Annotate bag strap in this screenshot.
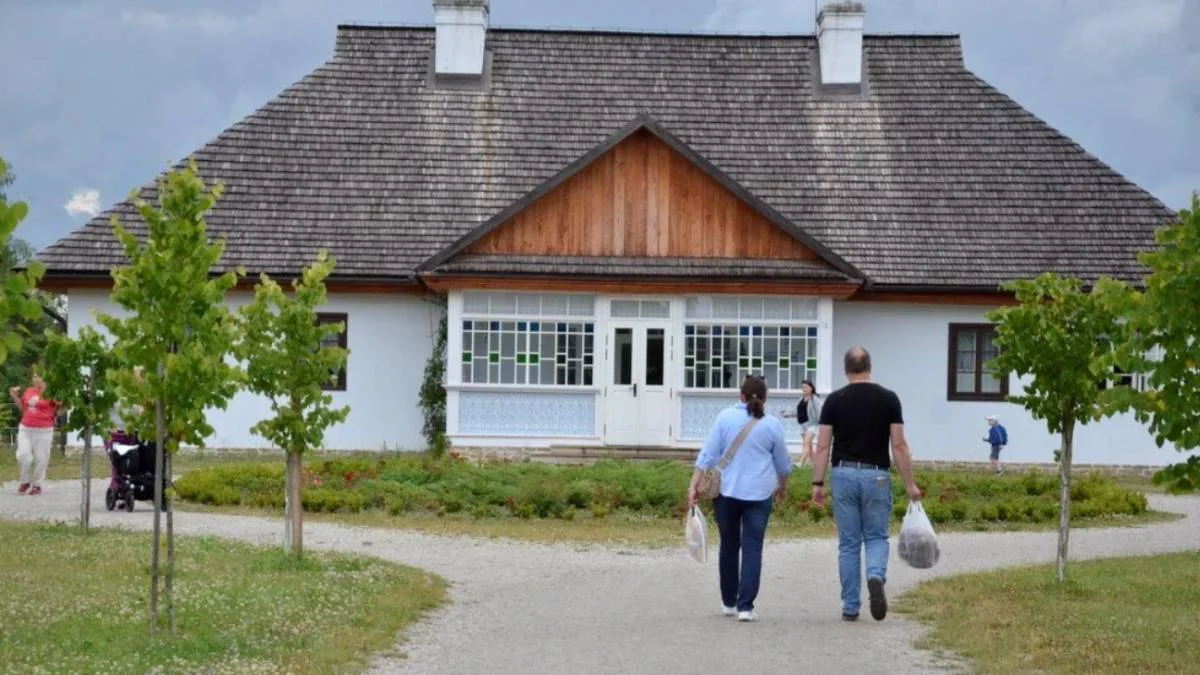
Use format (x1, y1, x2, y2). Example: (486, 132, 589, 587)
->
(715, 417, 760, 472)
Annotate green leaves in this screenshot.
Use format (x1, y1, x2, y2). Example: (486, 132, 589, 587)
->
(1129, 192, 1200, 452)
(0, 156, 46, 367)
(419, 316, 447, 456)
(985, 274, 1135, 436)
(1152, 455, 1200, 494)
(41, 327, 120, 439)
(235, 251, 350, 456)
(96, 159, 243, 452)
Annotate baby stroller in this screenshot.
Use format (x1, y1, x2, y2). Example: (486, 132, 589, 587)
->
(103, 429, 169, 512)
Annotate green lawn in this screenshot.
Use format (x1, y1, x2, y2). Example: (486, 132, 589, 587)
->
(896, 551, 1200, 675)
(0, 520, 445, 674)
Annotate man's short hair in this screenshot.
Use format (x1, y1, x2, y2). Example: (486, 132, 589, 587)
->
(844, 346, 872, 375)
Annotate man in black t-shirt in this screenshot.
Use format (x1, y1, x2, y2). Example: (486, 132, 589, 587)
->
(812, 347, 922, 622)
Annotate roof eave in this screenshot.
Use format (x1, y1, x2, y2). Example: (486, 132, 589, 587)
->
(39, 270, 424, 293)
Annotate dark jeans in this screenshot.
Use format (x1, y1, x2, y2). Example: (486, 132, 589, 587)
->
(713, 495, 773, 612)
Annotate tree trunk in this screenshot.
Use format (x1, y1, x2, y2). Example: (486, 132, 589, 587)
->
(285, 452, 304, 557)
(1056, 418, 1076, 583)
(165, 450, 175, 635)
(150, 379, 164, 637)
(80, 422, 92, 530)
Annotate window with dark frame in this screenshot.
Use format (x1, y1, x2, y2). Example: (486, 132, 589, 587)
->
(947, 323, 1007, 401)
(317, 313, 348, 391)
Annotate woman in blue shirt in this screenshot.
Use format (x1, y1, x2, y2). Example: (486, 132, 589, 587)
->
(687, 375, 792, 622)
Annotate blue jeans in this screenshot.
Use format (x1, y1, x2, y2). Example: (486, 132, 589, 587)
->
(713, 495, 773, 612)
(831, 466, 893, 616)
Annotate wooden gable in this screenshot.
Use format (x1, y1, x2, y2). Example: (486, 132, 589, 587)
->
(465, 130, 823, 261)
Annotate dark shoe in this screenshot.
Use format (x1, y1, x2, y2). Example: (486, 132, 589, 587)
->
(29, 486, 42, 496)
(17, 483, 30, 494)
(868, 577, 888, 621)
(842, 613, 859, 622)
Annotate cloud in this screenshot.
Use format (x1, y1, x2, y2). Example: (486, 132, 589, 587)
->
(120, 9, 240, 35)
(703, 0, 813, 31)
(1064, 0, 1185, 62)
(63, 189, 101, 218)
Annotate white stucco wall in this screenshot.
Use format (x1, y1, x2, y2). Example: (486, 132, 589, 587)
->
(67, 289, 441, 451)
(833, 302, 1192, 466)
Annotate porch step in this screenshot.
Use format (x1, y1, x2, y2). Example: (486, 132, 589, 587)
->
(532, 446, 698, 464)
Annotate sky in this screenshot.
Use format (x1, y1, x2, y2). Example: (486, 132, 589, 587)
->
(1, 0, 1197, 252)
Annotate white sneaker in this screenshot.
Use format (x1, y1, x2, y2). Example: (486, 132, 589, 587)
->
(722, 605, 736, 617)
(736, 610, 758, 622)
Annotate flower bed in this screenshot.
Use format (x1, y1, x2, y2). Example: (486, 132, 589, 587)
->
(174, 456, 1149, 526)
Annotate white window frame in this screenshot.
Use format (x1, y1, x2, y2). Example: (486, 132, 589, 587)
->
(680, 296, 825, 395)
(448, 291, 600, 392)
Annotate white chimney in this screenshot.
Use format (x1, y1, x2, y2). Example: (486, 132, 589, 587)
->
(434, 0, 489, 77)
(817, 2, 865, 86)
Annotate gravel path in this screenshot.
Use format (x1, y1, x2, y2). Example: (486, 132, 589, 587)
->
(2, 479, 1198, 675)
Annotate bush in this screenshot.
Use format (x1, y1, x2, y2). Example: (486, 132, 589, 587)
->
(177, 458, 1149, 526)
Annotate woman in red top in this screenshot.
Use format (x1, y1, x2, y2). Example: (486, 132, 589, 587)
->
(9, 372, 59, 495)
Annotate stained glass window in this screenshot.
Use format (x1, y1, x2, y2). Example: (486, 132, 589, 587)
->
(460, 320, 594, 386)
(683, 323, 818, 391)
(459, 293, 596, 386)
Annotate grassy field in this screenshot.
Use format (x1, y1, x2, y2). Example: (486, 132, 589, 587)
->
(896, 551, 1200, 675)
(0, 520, 445, 674)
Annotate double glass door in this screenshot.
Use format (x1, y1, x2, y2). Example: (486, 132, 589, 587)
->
(605, 322, 670, 446)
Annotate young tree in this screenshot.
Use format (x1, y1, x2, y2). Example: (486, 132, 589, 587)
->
(986, 273, 1134, 582)
(0, 158, 14, 200)
(0, 157, 45, 367)
(96, 160, 243, 636)
(236, 252, 349, 558)
(419, 314, 448, 458)
(1126, 192, 1200, 493)
(41, 327, 119, 528)
(1, 237, 60, 431)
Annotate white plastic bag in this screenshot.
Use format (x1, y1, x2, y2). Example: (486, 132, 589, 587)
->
(685, 505, 708, 563)
(898, 501, 940, 569)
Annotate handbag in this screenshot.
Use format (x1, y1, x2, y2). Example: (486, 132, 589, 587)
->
(696, 417, 760, 500)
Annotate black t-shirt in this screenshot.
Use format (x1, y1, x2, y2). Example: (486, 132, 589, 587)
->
(818, 382, 903, 468)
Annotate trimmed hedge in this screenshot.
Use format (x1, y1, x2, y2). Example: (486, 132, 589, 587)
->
(175, 456, 1149, 526)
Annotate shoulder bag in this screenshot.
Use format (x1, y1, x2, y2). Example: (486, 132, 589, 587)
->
(696, 417, 761, 500)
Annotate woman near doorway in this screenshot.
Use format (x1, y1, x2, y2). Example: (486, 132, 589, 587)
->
(687, 375, 792, 622)
(794, 380, 822, 469)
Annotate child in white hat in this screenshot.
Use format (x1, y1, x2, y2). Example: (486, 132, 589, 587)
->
(984, 415, 1007, 475)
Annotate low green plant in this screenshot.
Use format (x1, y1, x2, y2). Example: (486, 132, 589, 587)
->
(176, 459, 1150, 529)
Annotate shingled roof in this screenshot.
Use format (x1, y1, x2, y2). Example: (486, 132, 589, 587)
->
(37, 25, 1175, 289)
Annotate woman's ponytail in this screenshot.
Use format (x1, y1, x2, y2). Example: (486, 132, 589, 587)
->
(747, 393, 765, 419)
(741, 374, 768, 419)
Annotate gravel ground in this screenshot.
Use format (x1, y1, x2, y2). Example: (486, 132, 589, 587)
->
(2, 479, 1198, 675)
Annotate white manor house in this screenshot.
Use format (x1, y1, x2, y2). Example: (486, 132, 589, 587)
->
(38, 2, 1188, 466)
